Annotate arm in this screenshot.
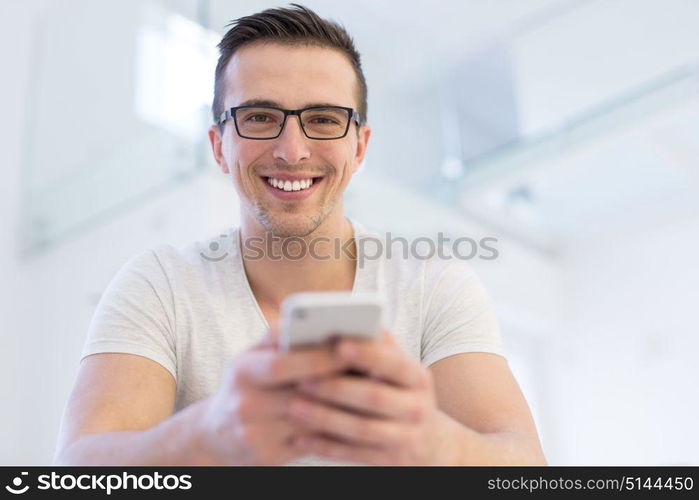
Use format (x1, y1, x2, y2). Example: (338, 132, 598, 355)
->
(55, 331, 352, 466)
(54, 352, 212, 465)
(428, 351, 547, 465)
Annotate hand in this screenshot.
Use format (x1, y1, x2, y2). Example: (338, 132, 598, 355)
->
(194, 324, 350, 465)
(287, 331, 458, 465)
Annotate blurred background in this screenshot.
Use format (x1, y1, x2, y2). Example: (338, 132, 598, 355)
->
(1, 0, 698, 465)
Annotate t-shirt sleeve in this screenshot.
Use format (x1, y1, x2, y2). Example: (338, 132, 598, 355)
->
(80, 248, 177, 382)
(421, 259, 505, 367)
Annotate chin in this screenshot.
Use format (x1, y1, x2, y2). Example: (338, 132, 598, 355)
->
(259, 211, 325, 238)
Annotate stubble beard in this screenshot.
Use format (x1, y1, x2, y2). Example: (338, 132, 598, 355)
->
(252, 193, 336, 238)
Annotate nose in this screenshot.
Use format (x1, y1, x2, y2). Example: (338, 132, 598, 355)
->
(272, 114, 311, 164)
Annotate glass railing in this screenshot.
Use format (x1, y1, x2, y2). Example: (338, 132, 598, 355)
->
(19, 0, 219, 254)
(457, 64, 699, 193)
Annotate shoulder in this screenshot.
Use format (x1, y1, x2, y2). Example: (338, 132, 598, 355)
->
(147, 227, 238, 273)
(115, 227, 239, 290)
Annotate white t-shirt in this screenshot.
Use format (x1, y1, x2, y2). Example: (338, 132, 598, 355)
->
(80, 217, 506, 465)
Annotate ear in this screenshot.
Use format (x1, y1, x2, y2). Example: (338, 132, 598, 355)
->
(208, 124, 230, 174)
(351, 124, 372, 174)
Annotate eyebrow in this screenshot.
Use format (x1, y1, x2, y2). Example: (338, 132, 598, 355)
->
(238, 99, 344, 108)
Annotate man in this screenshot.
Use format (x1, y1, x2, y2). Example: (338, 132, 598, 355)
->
(54, 4, 546, 466)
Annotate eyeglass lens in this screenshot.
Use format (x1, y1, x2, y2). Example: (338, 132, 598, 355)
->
(234, 107, 349, 139)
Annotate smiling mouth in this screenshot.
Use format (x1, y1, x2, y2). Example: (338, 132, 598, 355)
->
(261, 176, 324, 192)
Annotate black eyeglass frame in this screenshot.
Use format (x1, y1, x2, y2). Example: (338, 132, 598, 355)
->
(218, 105, 362, 140)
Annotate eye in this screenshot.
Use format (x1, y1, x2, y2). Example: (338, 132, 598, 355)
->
(310, 117, 340, 125)
(305, 114, 343, 125)
(248, 114, 272, 122)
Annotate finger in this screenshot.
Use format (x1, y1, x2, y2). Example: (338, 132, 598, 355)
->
(255, 418, 298, 443)
(239, 348, 349, 387)
(354, 330, 398, 384)
(236, 420, 303, 465)
(246, 421, 309, 466)
(297, 376, 423, 421)
(291, 433, 389, 465)
(334, 338, 428, 389)
(232, 387, 297, 420)
(287, 396, 406, 447)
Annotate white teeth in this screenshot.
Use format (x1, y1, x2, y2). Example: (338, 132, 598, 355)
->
(265, 177, 315, 191)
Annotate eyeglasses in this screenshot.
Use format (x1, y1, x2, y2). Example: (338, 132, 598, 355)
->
(218, 105, 362, 140)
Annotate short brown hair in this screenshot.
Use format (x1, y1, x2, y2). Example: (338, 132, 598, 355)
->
(212, 3, 368, 132)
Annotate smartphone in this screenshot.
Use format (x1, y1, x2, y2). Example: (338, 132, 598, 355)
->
(279, 291, 385, 352)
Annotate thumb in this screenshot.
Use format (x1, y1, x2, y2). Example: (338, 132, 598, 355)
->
(379, 327, 398, 345)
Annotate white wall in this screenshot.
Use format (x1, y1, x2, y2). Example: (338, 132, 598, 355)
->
(503, 0, 699, 465)
(550, 213, 699, 465)
(0, 0, 33, 467)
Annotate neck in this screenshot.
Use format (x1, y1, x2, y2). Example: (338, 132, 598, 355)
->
(238, 209, 357, 311)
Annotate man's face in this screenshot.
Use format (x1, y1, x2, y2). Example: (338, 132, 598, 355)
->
(208, 42, 371, 237)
